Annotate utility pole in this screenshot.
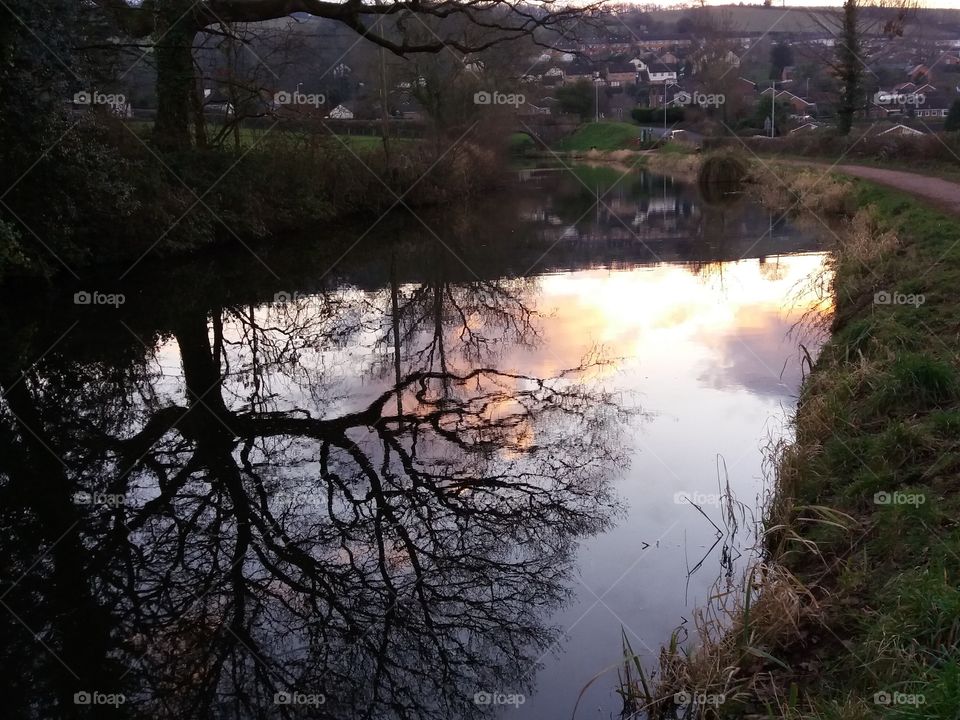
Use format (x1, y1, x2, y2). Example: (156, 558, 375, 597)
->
(595, 75, 600, 122)
(663, 81, 667, 132)
(770, 80, 776, 138)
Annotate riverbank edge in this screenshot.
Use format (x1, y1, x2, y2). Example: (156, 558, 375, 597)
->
(624, 162, 960, 718)
(523, 147, 700, 175)
(0, 123, 505, 282)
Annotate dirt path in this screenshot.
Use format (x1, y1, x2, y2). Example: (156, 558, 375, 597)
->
(783, 160, 960, 216)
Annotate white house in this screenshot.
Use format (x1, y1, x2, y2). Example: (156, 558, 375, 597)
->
(645, 68, 678, 84)
(327, 104, 354, 119)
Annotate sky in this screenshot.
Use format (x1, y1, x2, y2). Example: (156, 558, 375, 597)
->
(643, 1, 960, 10)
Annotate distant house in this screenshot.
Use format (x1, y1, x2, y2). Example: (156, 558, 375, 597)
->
(761, 88, 816, 116)
(565, 62, 598, 84)
(723, 51, 742, 68)
(203, 89, 235, 118)
(605, 62, 637, 87)
(892, 82, 917, 94)
(874, 85, 949, 120)
(871, 101, 901, 119)
(642, 63, 679, 84)
(878, 124, 924, 136)
(916, 93, 951, 119)
(327, 104, 354, 119)
(732, 77, 757, 99)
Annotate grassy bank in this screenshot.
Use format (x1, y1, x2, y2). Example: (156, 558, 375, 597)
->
(554, 121, 642, 152)
(624, 165, 960, 718)
(704, 131, 960, 185)
(0, 116, 501, 281)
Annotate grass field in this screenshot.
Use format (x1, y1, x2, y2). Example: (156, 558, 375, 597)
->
(553, 121, 640, 152)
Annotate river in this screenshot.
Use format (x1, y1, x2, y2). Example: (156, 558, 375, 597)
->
(0, 162, 829, 719)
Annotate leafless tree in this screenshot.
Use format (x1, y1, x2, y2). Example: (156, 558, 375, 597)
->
(807, 0, 918, 135)
(95, 0, 603, 149)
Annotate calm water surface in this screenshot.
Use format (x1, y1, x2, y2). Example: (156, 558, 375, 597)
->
(0, 164, 829, 719)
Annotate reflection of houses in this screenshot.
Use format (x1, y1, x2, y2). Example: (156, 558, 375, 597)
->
(512, 168, 821, 264)
(631, 196, 692, 237)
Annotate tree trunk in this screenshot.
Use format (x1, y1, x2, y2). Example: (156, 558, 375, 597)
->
(190, 70, 209, 149)
(154, 6, 199, 151)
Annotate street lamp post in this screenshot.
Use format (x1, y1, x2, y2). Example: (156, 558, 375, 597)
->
(663, 82, 667, 132)
(663, 81, 679, 136)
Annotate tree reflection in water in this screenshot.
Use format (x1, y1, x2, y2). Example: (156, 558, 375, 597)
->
(0, 267, 628, 719)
